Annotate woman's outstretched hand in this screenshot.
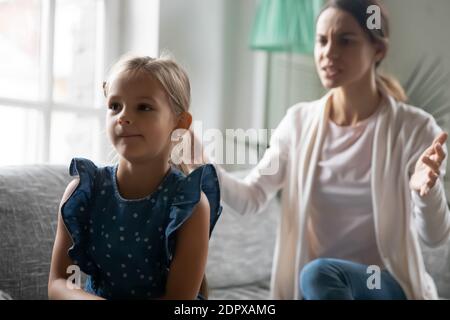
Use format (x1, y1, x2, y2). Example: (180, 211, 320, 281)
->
(410, 132, 448, 196)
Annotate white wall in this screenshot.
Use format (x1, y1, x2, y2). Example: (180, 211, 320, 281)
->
(118, 0, 160, 58)
(383, 0, 450, 191)
(158, 0, 226, 131)
(102, 0, 160, 70)
(120, 0, 284, 134)
(383, 0, 450, 130)
(384, 0, 450, 81)
(158, 0, 262, 132)
(220, 0, 263, 131)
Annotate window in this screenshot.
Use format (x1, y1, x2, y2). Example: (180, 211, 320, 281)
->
(0, 0, 116, 165)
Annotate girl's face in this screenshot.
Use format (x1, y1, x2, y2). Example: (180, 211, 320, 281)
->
(106, 71, 179, 164)
(314, 7, 384, 89)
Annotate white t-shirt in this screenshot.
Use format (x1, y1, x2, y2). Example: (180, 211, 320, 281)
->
(309, 105, 385, 268)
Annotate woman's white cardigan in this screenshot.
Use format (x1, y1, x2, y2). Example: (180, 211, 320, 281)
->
(214, 91, 450, 300)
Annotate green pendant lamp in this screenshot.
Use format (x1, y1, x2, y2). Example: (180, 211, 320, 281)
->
(250, 0, 325, 55)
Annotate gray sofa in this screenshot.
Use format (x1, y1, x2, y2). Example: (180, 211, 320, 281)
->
(0, 164, 449, 299)
(0, 164, 276, 300)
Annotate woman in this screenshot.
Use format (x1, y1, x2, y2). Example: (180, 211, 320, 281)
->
(190, 0, 450, 299)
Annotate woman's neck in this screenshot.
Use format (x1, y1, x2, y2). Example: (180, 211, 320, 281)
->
(330, 74, 381, 127)
(116, 157, 171, 200)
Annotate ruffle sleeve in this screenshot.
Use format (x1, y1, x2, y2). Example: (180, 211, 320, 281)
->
(165, 164, 222, 264)
(60, 157, 99, 277)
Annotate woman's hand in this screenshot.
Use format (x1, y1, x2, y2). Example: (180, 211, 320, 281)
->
(174, 129, 210, 174)
(188, 129, 211, 170)
(410, 132, 448, 196)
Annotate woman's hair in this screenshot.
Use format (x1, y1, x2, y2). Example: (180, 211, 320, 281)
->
(318, 0, 407, 102)
(103, 53, 191, 115)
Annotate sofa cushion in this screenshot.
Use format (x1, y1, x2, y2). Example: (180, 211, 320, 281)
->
(0, 165, 71, 300)
(0, 290, 12, 300)
(209, 280, 271, 300)
(205, 169, 280, 289)
(421, 239, 450, 299)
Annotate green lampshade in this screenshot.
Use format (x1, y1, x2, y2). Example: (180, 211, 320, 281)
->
(250, 0, 325, 55)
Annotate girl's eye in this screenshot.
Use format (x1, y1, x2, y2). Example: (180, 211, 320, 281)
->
(139, 104, 153, 111)
(340, 38, 351, 45)
(108, 103, 121, 111)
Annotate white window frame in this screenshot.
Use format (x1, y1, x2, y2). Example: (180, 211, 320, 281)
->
(0, 0, 120, 164)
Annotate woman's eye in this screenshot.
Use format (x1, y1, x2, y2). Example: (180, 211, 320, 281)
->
(317, 37, 327, 46)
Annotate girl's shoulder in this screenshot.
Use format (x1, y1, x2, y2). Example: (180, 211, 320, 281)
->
(67, 157, 116, 197)
(164, 164, 222, 263)
(68, 157, 112, 183)
(167, 164, 222, 217)
(170, 164, 220, 192)
(60, 158, 110, 276)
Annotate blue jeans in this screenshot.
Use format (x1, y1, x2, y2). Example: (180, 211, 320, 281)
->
(300, 258, 407, 300)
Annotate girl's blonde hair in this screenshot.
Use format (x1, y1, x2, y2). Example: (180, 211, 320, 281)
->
(318, 0, 407, 102)
(103, 53, 191, 115)
(103, 53, 192, 172)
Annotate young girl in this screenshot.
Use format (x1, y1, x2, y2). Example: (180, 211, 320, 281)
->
(48, 54, 222, 300)
(189, 0, 449, 299)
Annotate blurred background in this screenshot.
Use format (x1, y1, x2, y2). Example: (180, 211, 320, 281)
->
(1, 0, 450, 173)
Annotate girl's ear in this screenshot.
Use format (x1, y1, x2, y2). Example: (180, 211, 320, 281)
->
(176, 111, 192, 130)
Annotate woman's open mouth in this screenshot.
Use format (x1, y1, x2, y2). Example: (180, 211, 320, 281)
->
(323, 66, 341, 78)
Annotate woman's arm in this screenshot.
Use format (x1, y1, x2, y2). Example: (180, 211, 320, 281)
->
(48, 179, 104, 300)
(187, 109, 294, 216)
(213, 141, 288, 215)
(410, 132, 450, 247)
(160, 192, 210, 299)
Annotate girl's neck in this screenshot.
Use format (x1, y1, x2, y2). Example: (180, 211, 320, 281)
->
(330, 73, 381, 127)
(116, 157, 171, 200)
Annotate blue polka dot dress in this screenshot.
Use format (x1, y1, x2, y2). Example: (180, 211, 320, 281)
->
(61, 158, 222, 299)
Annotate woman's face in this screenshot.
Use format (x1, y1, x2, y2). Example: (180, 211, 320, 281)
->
(106, 71, 179, 164)
(314, 7, 383, 89)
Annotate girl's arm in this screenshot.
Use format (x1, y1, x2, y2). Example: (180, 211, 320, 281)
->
(160, 192, 210, 300)
(48, 179, 104, 300)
